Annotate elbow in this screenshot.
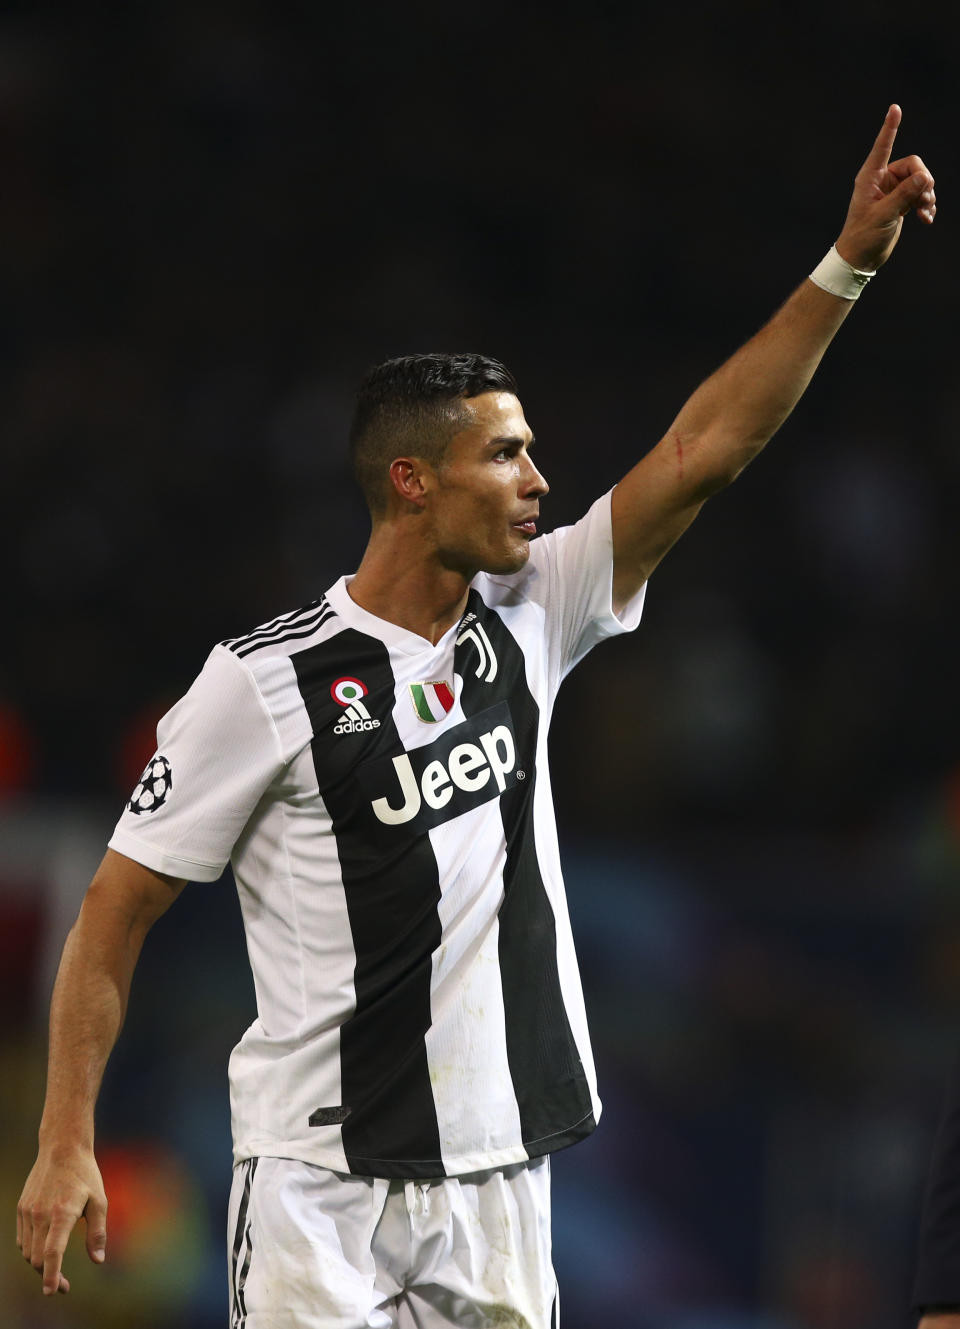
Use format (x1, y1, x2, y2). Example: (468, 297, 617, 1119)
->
(686, 456, 746, 502)
(692, 466, 739, 500)
(686, 431, 768, 499)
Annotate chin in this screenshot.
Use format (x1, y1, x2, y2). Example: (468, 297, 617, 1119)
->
(481, 543, 531, 576)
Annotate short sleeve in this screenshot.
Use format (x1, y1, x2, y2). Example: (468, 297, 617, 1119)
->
(108, 645, 287, 882)
(524, 489, 646, 681)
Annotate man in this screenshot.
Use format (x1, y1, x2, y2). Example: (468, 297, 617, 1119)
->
(17, 106, 935, 1327)
(915, 1052, 960, 1326)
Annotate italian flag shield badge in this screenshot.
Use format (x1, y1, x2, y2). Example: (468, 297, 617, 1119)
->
(410, 680, 455, 723)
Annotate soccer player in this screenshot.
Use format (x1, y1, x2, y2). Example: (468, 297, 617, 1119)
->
(17, 106, 935, 1327)
(914, 1053, 960, 1326)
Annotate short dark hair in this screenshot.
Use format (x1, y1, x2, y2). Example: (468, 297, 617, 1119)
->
(349, 353, 518, 515)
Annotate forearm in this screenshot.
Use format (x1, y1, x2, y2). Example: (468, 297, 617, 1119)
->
(610, 273, 858, 603)
(38, 893, 147, 1152)
(37, 900, 143, 1152)
(18, 852, 183, 1294)
(34, 852, 182, 1155)
(668, 276, 854, 497)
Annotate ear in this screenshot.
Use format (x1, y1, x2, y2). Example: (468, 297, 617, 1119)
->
(388, 457, 431, 509)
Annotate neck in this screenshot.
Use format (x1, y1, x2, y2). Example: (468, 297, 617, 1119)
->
(348, 524, 472, 645)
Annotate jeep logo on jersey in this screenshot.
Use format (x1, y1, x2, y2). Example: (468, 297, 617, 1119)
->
(359, 702, 520, 833)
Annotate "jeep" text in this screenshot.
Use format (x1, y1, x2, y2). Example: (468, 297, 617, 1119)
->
(371, 724, 516, 826)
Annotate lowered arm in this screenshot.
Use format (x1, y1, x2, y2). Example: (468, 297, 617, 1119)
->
(17, 850, 185, 1295)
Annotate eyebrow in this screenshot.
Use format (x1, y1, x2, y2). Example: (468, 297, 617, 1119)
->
(488, 433, 536, 449)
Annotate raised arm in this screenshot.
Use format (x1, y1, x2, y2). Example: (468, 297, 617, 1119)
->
(610, 104, 936, 614)
(17, 849, 185, 1295)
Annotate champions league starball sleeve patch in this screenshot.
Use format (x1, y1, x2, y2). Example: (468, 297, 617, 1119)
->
(127, 755, 173, 815)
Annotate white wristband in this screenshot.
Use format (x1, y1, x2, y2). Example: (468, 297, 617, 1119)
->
(808, 244, 875, 300)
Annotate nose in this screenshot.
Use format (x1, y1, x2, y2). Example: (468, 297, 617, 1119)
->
(520, 452, 549, 498)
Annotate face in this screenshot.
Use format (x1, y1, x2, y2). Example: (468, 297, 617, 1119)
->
(426, 392, 549, 578)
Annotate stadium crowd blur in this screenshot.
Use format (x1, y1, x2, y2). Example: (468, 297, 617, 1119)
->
(2, 4, 958, 1327)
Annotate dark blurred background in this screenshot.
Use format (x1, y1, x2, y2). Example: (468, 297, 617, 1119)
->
(2, 2, 958, 1326)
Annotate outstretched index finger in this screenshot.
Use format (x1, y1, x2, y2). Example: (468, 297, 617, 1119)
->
(865, 103, 902, 170)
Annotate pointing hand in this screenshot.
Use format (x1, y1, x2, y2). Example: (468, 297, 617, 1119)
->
(836, 104, 935, 272)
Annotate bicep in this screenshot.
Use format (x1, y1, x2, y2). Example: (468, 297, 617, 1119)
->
(610, 437, 710, 614)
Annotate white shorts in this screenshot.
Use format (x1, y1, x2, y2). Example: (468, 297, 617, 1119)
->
(226, 1154, 559, 1328)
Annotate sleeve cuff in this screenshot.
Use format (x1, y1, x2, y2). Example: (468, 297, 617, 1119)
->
(596, 488, 647, 636)
(107, 830, 226, 883)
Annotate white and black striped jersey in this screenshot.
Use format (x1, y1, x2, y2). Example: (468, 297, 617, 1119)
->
(109, 491, 645, 1179)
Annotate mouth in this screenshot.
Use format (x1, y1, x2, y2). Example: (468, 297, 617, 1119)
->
(512, 516, 538, 537)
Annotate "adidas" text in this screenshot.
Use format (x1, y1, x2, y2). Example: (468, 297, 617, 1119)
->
(334, 716, 381, 734)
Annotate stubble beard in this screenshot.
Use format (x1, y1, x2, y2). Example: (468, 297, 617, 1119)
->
(480, 536, 531, 577)
(437, 518, 532, 581)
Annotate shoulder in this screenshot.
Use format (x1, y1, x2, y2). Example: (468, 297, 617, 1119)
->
(206, 594, 350, 758)
(220, 594, 344, 665)
(220, 595, 340, 663)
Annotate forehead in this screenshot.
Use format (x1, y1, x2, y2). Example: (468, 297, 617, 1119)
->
(451, 391, 532, 447)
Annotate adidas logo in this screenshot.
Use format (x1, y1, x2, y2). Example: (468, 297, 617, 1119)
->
(331, 675, 382, 736)
(334, 699, 381, 735)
